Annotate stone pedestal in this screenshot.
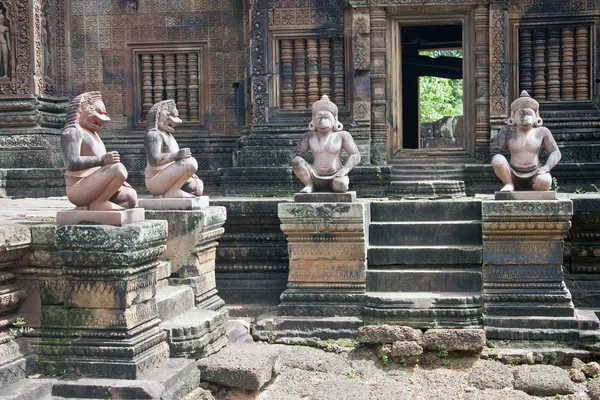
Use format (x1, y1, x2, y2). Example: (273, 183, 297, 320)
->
(482, 199, 580, 340)
(56, 208, 145, 226)
(276, 196, 367, 336)
(33, 221, 170, 379)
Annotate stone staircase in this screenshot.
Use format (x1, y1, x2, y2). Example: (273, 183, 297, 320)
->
(155, 261, 229, 359)
(365, 199, 484, 328)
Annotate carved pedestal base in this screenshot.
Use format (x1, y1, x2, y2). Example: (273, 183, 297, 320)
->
(145, 206, 229, 357)
(56, 208, 145, 226)
(275, 200, 367, 338)
(139, 196, 209, 210)
(33, 221, 170, 379)
(482, 199, 590, 340)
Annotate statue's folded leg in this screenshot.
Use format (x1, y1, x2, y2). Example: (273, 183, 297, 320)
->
(181, 176, 204, 197)
(66, 163, 128, 211)
(491, 154, 515, 191)
(331, 176, 349, 193)
(146, 157, 198, 198)
(531, 172, 552, 191)
(109, 185, 138, 209)
(292, 156, 314, 193)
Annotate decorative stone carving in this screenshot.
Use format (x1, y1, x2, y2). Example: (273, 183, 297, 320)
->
(61, 92, 137, 211)
(292, 95, 361, 194)
(0, 9, 10, 79)
(144, 100, 204, 198)
(491, 91, 561, 192)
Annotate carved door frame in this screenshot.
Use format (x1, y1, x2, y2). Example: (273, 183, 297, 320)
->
(383, 6, 477, 157)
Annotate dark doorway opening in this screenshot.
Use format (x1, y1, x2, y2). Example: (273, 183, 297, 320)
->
(400, 25, 463, 149)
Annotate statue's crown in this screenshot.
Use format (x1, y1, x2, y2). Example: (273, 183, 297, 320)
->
(511, 90, 539, 112)
(147, 99, 177, 130)
(311, 95, 338, 117)
(65, 91, 103, 128)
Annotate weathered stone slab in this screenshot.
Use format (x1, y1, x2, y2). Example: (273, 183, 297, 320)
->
(461, 389, 533, 400)
(391, 341, 423, 358)
(357, 325, 422, 344)
(197, 343, 281, 391)
(494, 191, 557, 200)
(293, 191, 356, 203)
(0, 378, 54, 400)
(56, 208, 145, 226)
(513, 365, 576, 396)
(588, 378, 600, 400)
(468, 360, 514, 390)
(422, 329, 486, 351)
(139, 196, 209, 210)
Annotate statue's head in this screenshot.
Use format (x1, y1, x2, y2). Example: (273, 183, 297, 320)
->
(147, 100, 182, 134)
(309, 95, 343, 133)
(65, 91, 110, 133)
(508, 90, 542, 129)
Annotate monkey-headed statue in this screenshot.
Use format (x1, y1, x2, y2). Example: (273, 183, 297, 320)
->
(144, 100, 203, 198)
(61, 91, 137, 211)
(292, 95, 360, 193)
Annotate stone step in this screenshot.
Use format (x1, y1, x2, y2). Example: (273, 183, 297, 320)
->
(575, 308, 600, 330)
(364, 291, 483, 329)
(484, 316, 580, 330)
(370, 199, 481, 222)
(389, 180, 466, 198)
(369, 221, 481, 246)
(484, 303, 576, 317)
(368, 245, 482, 266)
(155, 284, 196, 322)
(367, 268, 481, 292)
(0, 379, 54, 400)
(484, 327, 580, 340)
(160, 307, 229, 358)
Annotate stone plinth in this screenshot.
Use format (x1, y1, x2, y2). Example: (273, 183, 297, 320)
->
(145, 206, 226, 311)
(139, 196, 209, 210)
(566, 194, 600, 308)
(56, 208, 145, 226)
(277, 201, 367, 321)
(482, 199, 579, 340)
(33, 221, 170, 379)
(494, 191, 557, 200)
(294, 191, 356, 203)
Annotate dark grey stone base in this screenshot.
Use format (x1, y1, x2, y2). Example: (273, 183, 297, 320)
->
(0, 341, 31, 388)
(278, 289, 365, 317)
(0, 168, 65, 198)
(389, 180, 466, 199)
(494, 191, 557, 200)
(254, 315, 363, 340)
(294, 191, 356, 203)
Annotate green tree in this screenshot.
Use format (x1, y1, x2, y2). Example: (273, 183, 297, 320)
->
(419, 50, 463, 123)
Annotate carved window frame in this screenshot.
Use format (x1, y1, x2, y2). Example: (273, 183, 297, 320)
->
(267, 28, 349, 122)
(508, 15, 599, 106)
(125, 41, 210, 130)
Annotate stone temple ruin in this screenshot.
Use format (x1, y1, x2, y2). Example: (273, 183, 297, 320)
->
(1, 0, 600, 399)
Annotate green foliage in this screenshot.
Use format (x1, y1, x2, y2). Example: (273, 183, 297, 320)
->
(345, 368, 357, 379)
(552, 177, 560, 192)
(419, 50, 463, 123)
(437, 350, 449, 358)
(575, 187, 585, 194)
(381, 354, 391, 367)
(440, 358, 450, 367)
(8, 317, 33, 342)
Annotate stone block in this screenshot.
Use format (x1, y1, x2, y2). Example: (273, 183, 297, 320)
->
(197, 343, 281, 391)
(56, 208, 145, 226)
(391, 341, 423, 358)
(494, 191, 557, 200)
(460, 389, 533, 400)
(139, 196, 209, 210)
(293, 191, 356, 203)
(155, 285, 195, 321)
(357, 325, 422, 344)
(588, 378, 600, 400)
(0, 378, 54, 400)
(513, 365, 576, 396)
(468, 360, 514, 390)
(422, 329, 486, 352)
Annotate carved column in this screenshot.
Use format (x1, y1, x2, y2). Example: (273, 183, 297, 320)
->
(575, 26, 589, 100)
(474, 3, 490, 162)
(352, 7, 371, 128)
(249, 0, 268, 123)
(280, 39, 294, 109)
(489, 1, 509, 120)
(319, 38, 331, 98)
(152, 53, 164, 104)
(176, 53, 188, 119)
(165, 54, 176, 102)
(561, 27, 575, 100)
(533, 29, 547, 100)
(306, 38, 319, 105)
(142, 54, 153, 119)
(370, 7, 387, 165)
(293, 39, 307, 109)
(547, 28, 561, 101)
(519, 28, 533, 94)
(332, 37, 345, 107)
(188, 52, 200, 121)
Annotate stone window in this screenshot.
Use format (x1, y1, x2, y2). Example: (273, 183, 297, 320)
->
(516, 24, 592, 101)
(271, 34, 346, 112)
(127, 43, 209, 128)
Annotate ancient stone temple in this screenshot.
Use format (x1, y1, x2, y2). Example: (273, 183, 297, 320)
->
(0, 0, 600, 398)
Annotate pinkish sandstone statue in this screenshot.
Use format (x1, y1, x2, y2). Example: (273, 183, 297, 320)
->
(144, 100, 203, 198)
(292, 95, 361, 193)
(492, 90, 561, 192)
(62, 92, 137, 210)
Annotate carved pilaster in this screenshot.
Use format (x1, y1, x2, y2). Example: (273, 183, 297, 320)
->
(281, 39, 294, 109)
(532, 29, 547, 100)
(490, 1, 508, 119)
(561, 27, 575, 100)
(250, 0, 268, 123)
(474, 4, 490, 162)
(370, 7, 387, 165)
(575, 26, 590, 100)
(546, 28, 561, 101)
(519, 28, 533, 94)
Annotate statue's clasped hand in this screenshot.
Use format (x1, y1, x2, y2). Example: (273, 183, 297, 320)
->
(102, 151, 120, 165)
